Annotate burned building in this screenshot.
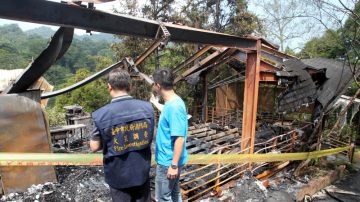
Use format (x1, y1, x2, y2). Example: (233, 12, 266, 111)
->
(0, 0, 357, 201)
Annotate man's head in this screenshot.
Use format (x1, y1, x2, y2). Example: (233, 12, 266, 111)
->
(107, 68, 131, 97)
(152, 68, 174, 96)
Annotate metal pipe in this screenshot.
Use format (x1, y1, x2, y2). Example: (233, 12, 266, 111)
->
(41, 60, 124, 98)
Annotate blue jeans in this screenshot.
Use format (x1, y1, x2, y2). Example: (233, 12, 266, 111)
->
(155, 164, 182, 202)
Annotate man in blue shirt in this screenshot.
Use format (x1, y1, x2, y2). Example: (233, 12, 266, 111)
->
(151, 69, 188, 202)
(90, 69, 154, 202)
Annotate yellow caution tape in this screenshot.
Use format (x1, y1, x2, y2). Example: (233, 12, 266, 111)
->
(187, 146, 351, 164)
(0, 146, 350, 166)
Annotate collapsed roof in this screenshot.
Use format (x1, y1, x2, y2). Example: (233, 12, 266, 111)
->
(178, 47, 354, 114)
(277, 58, 354, 113)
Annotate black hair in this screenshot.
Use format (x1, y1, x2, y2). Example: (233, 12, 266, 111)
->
(107, 68, 131, 91)
(152, 68, 174, 90)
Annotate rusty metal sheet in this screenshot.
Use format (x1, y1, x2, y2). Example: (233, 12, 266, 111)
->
(215, 81, 282, 113)
(216, 85, 228, 115)
(215, 82, 242, 114)
(0, 94, 56, 194)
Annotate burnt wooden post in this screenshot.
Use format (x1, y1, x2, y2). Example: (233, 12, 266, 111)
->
(202, 73, 209, 123)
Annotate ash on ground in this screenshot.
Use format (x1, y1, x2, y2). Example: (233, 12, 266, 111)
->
(1, 166, 110, 202)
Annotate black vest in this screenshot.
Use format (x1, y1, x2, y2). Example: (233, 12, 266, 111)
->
(92, 96, 154, 189)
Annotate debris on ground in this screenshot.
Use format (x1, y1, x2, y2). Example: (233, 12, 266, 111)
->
(311, 160, 360, 202)
(1, 166, 110, 202)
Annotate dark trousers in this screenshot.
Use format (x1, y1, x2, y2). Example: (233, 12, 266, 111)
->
(110, 179, 151, 202)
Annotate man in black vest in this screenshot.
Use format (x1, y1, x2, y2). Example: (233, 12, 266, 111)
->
(90, 68, 154, 202)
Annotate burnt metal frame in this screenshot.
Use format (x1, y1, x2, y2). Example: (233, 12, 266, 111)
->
(173, 48, 228, 83)
(171, 44, 293, 153)
(0, 0, 293, 156)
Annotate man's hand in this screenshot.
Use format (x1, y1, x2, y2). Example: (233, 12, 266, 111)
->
(149, 93, 164, 112)
(149, 93, 159, 105)
(167, 166, 178, 179)
(89, 139, 102, 152)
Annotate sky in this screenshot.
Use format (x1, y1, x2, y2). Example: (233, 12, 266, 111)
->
(0, 0, 120, 35)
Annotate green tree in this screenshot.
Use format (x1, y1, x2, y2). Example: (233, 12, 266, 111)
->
(299, 29, 345, 59)
(299, 2, 359, 95)
(300, 1, 359, 63)
(224, 0, 263, 36)
(341, 2, 360, 66)
(44, 65, 72, 87)
(284, 46, 296, 56)
(0, 24, 113, 73)
(0, 24, 45, 70)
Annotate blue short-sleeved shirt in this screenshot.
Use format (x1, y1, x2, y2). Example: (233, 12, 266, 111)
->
(155, 96, 188, 166)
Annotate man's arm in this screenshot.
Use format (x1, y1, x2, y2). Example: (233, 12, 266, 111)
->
(167, 104, 187, 179)
(167, 137, 185, 179)
(89, 127, 102, 152)
(171, 137, 184, 166)
(167, 136, 184, 179)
